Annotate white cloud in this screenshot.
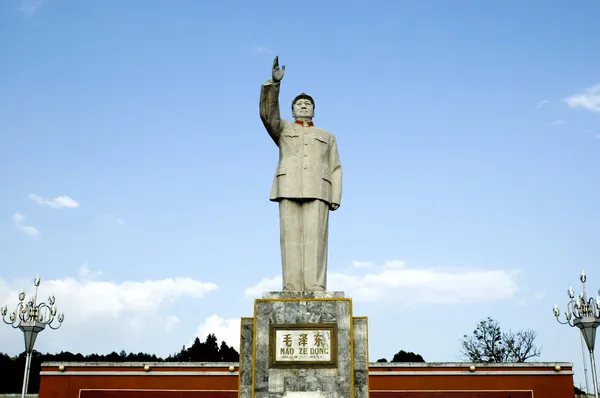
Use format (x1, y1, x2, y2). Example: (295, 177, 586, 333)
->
(351, 260, 374, 269)
(533, 292, 546, 300)
(245, 260, 519, 304)
(564, 82, 600, 113)
(165, 316, 180, 333)
(116, 218, 125, 226)
(550, 119, 566, 125)
(537, 100, 550, 109)
(382, 260, 406, 269)
(244, 276, 280, 297)
(13, 212, 40, 237)
(253, 45, 272, 54)
(190, 315, 241, 351)
(29, 194, 80, 209)
(516, 291, 546, 306)
(0, 265, 218, 356)
(18, 0, 43, 15)
(2, 265, 218, 319)
(78, 261, 102, 280)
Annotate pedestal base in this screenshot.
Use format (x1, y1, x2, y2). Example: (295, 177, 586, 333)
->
(239, 292, 368, 398)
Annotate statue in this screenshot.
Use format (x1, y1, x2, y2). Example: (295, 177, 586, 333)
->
(259, 56, 343, 292)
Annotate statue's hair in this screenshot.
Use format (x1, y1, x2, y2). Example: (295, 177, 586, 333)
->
(292, 93, 315, 110)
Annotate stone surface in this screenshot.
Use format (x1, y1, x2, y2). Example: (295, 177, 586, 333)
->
(239, 317, 255, 398)
(260, 56, 343, 292)
(263, 292, 345, 300)
(352, 317, 369, 398)
(240, 293, 368, 398)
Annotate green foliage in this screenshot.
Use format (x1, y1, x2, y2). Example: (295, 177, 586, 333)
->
(166, 333, 239, 362)
(574, 385, 586, 394)
(377, 350, 425, 363)
(0, 333, 239, 394)
(460, 317, 542, 363)
(391, 350, 425, 362)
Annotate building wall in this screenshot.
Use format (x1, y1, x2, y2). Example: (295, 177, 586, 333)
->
(369, 362, 575, 397)
(39, 363, 238, 398)
(38, 362, 575, 398)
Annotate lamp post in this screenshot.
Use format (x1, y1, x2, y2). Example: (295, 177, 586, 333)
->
(553, 270, 600, 398)
(1, 275, 64, 398)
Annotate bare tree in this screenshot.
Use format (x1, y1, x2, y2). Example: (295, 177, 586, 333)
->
(461, 317, 504, 362)
(503, 329, 542, 362)
(460, 317, 542, 363)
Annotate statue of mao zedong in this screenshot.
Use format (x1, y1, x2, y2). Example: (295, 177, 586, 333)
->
(259, 56, 342, 292)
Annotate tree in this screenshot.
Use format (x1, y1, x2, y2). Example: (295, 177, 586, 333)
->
(204, 334, 220, 362)
(166, 334, 240, 363)
(502, 329, 542, 362)
(460, 317, 542, 363)
(219, 341, 240, 362)
(376, 350, 425, 363)
(391, 350, 425, 362)
(0, 332, 239, 394)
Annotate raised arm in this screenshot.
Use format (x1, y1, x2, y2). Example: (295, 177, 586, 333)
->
(260, 56, 285, 144)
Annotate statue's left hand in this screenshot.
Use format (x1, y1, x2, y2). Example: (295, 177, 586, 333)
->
(330, 203, 340, 211)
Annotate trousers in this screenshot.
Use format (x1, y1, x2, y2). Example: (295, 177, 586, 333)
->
(278, 198, 329, 291)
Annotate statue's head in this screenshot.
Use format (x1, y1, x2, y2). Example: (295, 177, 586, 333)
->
(292, 93, 315, 121)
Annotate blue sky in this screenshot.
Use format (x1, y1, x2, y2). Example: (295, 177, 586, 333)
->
(1, 0, 600, 389)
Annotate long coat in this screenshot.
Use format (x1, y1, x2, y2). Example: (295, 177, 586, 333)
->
(259, 80, 342, 207)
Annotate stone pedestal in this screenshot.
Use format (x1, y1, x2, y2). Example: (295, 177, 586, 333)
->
(239, 292, 368, 398)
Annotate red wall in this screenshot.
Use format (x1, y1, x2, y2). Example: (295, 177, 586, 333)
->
(370, 393, 532, 398)
(80, 393, 237, 398)
(39, 363, 575, 398)
(39, 364, 238, 398)
(370, 371, 574, 397)
(368, 364, 574, 398)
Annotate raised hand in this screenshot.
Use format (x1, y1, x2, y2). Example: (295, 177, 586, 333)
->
(272, 56, 285, 82)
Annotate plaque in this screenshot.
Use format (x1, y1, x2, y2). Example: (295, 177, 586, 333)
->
(269, 323, 338, 368)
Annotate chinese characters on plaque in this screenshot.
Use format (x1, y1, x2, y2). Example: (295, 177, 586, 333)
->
(269, 324, 337, 368)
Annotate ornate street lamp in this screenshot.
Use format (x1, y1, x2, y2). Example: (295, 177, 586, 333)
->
(553, 270, 600, 398)
(1, 275, 64, 398)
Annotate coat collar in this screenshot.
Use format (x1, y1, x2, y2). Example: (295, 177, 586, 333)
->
(294, 120, 314, 127)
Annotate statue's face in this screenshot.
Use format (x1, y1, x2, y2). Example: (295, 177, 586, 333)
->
(292, 98, 314, 120)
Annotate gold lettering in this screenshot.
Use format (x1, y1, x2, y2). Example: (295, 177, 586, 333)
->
(308, 347, 329, 355)
(282, 334, 292, 347)
(298, 333, 308, 346)
(314, 332, 325, 347)
(279, 347, 294, 355)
